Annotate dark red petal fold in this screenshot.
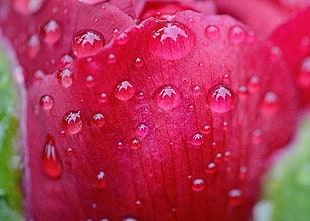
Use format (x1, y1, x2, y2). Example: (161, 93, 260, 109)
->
(19, 9, 297, 221)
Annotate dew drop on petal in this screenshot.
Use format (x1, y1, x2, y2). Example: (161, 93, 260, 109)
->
(33, 69, 45, 84)
(134, 57, 144, 68)
(135, 123, 149, 138)
(229, 25, 246, 44)
(205, 25, 220, 40)
(99, 92, 108, 103)
(66, 147, 73, 156)
(39, 95, 54, 110)
(72, 29, 104, 57)
(130, 138, 141, 150)
(206, 162, 216, 174)
(114, 80, 136, 101)
(207, 84, 235, 113)
(78, 0, 107, 4)
(40, 20, 62, 44)
(12, 0, 45, 14)
(224, 151, 231, 161)
(189, 133, 204, 146)
(91, 113, 106, 128)
(85, 75, 95, 88)
(239, 166, 247, 179)
(117, 141, 125, 149)
(228, 189, 243, 205)
(115, 31, 129, 45)
(55, 68, 73, 88)
(108, 53, 117, 64)
(260, 91, 280, 115)
(62, 110, 82, 134)
(201, 124, 212, 135)
(251, 129, 263, 144)
(192, 85, 202, 96)
(60, 54, 74, 67)
(154, 85, 181, 110)
(147, 21, 194, 60)
(191, 178, 205, 192)
(269, 46, 283, 62)
(238, 86, 249, 100)
(27, 34, 40, 58)
(298, 56, 310, 88)
(247, 75, 261, 93)
(95, 171, 107, 189)
(41, 135, 62, 179)
(214, 153, 223, 163)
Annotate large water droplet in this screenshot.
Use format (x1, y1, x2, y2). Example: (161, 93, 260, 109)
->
(62, 110, 82, 134)
(12, 0, 45, 14)
(55, 68, 73, 88)
(229, 25, 246, 44)
(189, 133, 204, 146)
(298, 56, 310, 88)
(191, 178, 205, 192)
(154, 85, 181, 110)
(114, 80, 136, 101)
(39, 95, 54, 110)
(135, 123, 149, 138)
(260, 91, 280, 115)
(72, 29, 104, 57)
(41, 135, 62, 179)
(91, 113, 106, 128)
(40, 20, 62, 44)
(95, 171, 107, 189)
(148, 21, 194, 60)
(207, 84, 235, 113)
(27, 34, 40, 58)
(205, 25, 220, 40)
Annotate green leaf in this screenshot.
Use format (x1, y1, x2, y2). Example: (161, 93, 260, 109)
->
(255, 115, 310, 221)
(0, 46, 23, 220)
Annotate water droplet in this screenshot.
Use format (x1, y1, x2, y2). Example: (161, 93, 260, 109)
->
(55, 68, 74, 88)
(269, 46, 283, 62)
(192, 85, 202, 96)
(206, 162, 216, 174)
(95, 171, 107, 189)
(72, 29, 104, 57)
(108, 53, 116, 64)
(298, 56, 310, 88)
(12, 0, 45, 14)
(41, 135, 62, 179)
(134, 57, 144, 68)
(154, 85, 181, 110)
(27, 34, 40, 58)
(224, 151, 231, 161)
(189, 133, 204, 146)
(33, 69, 45, 84)
(130, 138, 141, 150)
(251, 129, 263, 144)
(247, 75, 261, 93)
(148, 21, 194, 60)
(201, 124, 212, 135)
(122, 218, 138, 221)
(191, 178, 205, 192)
(115, 31, 129, 45)
(91, 113, 106, 128)
(114, 80, 136, 101)
(66, 147, 73, 156)
(40, 20, 61, 44)
(85, 75, 95, 88)
(222, 121, 229, 130)
(229, 25, 246, 44)
(62, 110, 82, 134)
(260, 92, 280, 115)
(39, 95, 54, 110)
(228, 189, 243, 205)
(214, 153, 223, 163)
(99, 92, 108, 103)
(117, 141, 125, 149)
(135, 123, 149, 138)
(205, 25, 220, 40)
(78, 0, 107, 4)
(239, 166, 247, 179)
(135, 200, 142, 207)
(222, 74, 231, 85)
(207, 84, 235, 113)
(238, 86, 249, 100)
(60, 54, 73, 67)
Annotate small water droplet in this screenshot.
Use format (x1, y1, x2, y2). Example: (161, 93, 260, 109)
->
(62, 110, 82, 134)
(239, 166, 247, 179)
(108, 53, 116, 64)
(189, 133, 204, 146)
(269, 46, 283, 62)
(222, 121, 229, 130)
(206, 162, 216, 174)
(39, 95, 54, 110)
(13, 0, 45, 14)
(66, 147, 73, 156)
(260, 92, 280, 115)
(135, 123, 149, 138)
(60, 54, 73, 67)
(117, 141, 125, 149)
(207, 84, 235, 113)
(247, 75, 261, 93)
(115, 31, 129, 45)
(191, 178, 205, 192)
(251, 129, 263, 144)
(122, 218, 138, 221)
(201, 124, 212, 135)
(91, 113, 106, 128)
(134, 57, 144, 68)
(72, 29, 104, 57)
(27, 34, 40, 58)
(78, 0, 107, 4)
(205, 25, 220, 40)
(298, 56, 310, 88)
(222, 74, 231, 85)
(154, 85, 181, 110)
(192, 85, 202, 96)
(228, 189, 243, 205)
(224, 151, 231, 161)
(99, 92, 108, 103)
(33, 69, 45, 84)
(96, 171, 107, 189)
(130, 138, 141, 150)
(229, 25, 246, 44)
(55, 68, 73, 88)
(238, 86, 249, 100)
(41, 135, 62, 179)
(114, 80, 136, 101)
(147, 21, 194, 60)
(214, 153, 223, 163)
(40, 20, 61, 44)
(85, 75, 95, 87)
(135, 200, 142, 208)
